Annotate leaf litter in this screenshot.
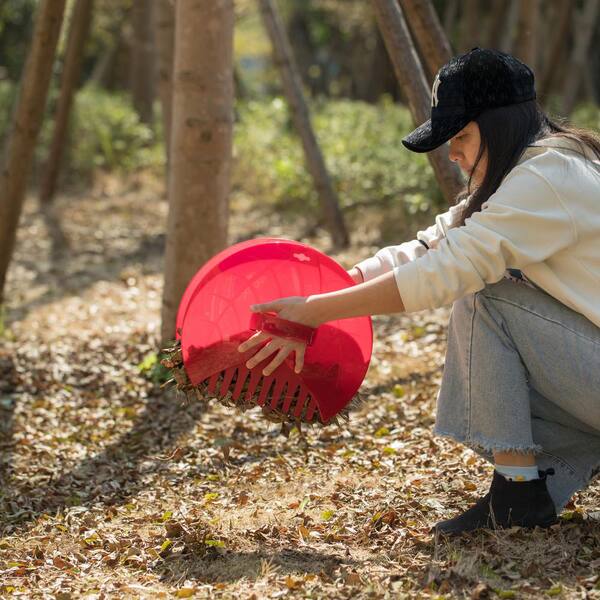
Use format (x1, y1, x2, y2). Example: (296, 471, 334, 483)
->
(0, 174, 599, 599)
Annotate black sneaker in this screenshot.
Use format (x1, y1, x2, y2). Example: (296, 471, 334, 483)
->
(433, 468, 558, 536)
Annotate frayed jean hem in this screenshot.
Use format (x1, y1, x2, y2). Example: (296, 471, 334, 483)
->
(433, 427, 543, 456)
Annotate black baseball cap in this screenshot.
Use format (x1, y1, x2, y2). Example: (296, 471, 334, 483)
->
(402, 47, 536, 153)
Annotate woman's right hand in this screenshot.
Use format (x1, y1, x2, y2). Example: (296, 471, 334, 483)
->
(347, 267, 364, 285)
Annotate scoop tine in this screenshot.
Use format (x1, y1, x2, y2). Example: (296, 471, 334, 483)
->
(231, 365, 250, 400)
(219, 366, 237, 397)
(244, 367, 263, 402)
(294, 386, 310, 418)
(207, 372, 220, 394)
(304, 397, 319, 422)
(281, 382, 298, 414)
(269, 377, 287, 409)
(257, 374, 276, 406)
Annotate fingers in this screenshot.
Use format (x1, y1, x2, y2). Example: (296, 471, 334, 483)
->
(294, 343, 305, 374)
(250, 302, 276, 313)
(244, 339, 283, 372)
(262, 346, 292, 376)
(237, 331, 268, 353)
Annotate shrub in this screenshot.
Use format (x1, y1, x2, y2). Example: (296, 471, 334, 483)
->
(68, 85, 162, 177)
(233, 96, 444, 218)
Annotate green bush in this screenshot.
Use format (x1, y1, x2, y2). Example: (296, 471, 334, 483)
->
(0, 82, 163, 180)
(571, 102, 600, 132)
(68, 85, 162, 176)
(233, 96, 444, 217)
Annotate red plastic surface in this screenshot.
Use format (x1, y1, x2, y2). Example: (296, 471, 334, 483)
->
(178, 238, 373, 422)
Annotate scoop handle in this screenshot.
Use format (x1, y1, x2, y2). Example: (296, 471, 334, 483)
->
(249, 311, 317, 346)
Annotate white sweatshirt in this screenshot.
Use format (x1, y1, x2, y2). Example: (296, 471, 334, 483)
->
(354, 136, 600, 328)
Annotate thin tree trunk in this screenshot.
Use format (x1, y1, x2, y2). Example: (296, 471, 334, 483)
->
(39, 0, 94, 205)
(461, 0, 480, 52)
(0, 0, 66, 304)
(561, 0, 599, 115)
(259, 0, 349, 249)
(583, 62, 598, 104)
(399, 0, 453, 84)
(161, 0, 234, 344)
(154, 0, 174, 161)
(365, 30, 400, 102)
(487, 0, 509, 49)
(130, 0, 156, 124)
(371, 0, 463, 204)
(90, 30, 120, 87)
(500, 0, 519, 53)
(539, 0, 573, 102)
(286, 3, 318, 95)
(443, 0, 458, 38)
(515, 0, 539, 71)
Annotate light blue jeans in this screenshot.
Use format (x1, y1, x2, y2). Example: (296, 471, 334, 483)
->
(435, 276, 600, 512)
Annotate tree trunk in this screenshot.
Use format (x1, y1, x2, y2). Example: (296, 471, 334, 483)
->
(39, 0, 94, 205)
(154, 0, 174, 161)
(365, 30, 401, 103)
(539, 0, 573, 102)
(286, 3, 319, 96)
(0, 0, 66, 304)
(515, 0, 539, 71)
(161, 0, 234, 344)
(561, 0, 599, 115)
(500, 0, 519, 53)
(443, 0, 458, 40)
(259, 0, 349, 249)
(399, 0, 453, 84)
(461, 0, 480, 52)
(130, 0, 156, 124)
(90, 28, 121, 87)
(487, 0, 509, 49)
(371, 0, 463, 204)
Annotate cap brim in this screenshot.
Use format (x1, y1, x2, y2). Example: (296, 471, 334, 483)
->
(402, 115, 471, 153)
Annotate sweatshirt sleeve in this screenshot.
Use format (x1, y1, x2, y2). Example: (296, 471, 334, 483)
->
(393, 165, 578, 312)
(353, 197, 469, 282)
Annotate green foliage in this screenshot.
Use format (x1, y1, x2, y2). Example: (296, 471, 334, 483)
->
(68, 85, 162, 175)
(0, 80, 16, 146)
(571, 103, 600, 131)
(138, 351, 172, 386)
(0, 0, 36, 81)
(234, 96, 444, 217)
(0, 81, 162, 178)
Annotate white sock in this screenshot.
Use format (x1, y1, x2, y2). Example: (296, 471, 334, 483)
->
(495, 464, 540, 482)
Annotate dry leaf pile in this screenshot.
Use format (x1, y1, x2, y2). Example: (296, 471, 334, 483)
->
(0, 175, 599, 599)
(159, 338, 363, 433)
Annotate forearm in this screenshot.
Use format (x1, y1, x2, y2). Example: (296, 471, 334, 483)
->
(307, 270, 405, 324)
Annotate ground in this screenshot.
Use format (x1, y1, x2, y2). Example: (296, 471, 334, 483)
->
(1, 174, 599, 599)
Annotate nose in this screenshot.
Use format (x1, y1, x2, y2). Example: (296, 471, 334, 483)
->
(448, 141, 461, 163)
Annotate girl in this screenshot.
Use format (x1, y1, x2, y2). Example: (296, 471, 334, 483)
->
(237, 48, 600, 535)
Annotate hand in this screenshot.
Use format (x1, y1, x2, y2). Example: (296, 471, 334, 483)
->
(237, 296, 321, 376)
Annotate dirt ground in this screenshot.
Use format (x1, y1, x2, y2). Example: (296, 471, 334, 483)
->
(1, 174, 599, 599)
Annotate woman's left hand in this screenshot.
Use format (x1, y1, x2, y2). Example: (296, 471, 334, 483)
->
(237, 296, 322, 376)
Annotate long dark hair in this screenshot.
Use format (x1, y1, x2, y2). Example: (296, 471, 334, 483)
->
(454, 100, 600, 227)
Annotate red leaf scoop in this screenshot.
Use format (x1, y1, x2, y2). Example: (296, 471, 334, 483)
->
(175, 238, 373, 425)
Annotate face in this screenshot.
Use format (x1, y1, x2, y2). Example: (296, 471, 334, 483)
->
(448, 121, 487, 185)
